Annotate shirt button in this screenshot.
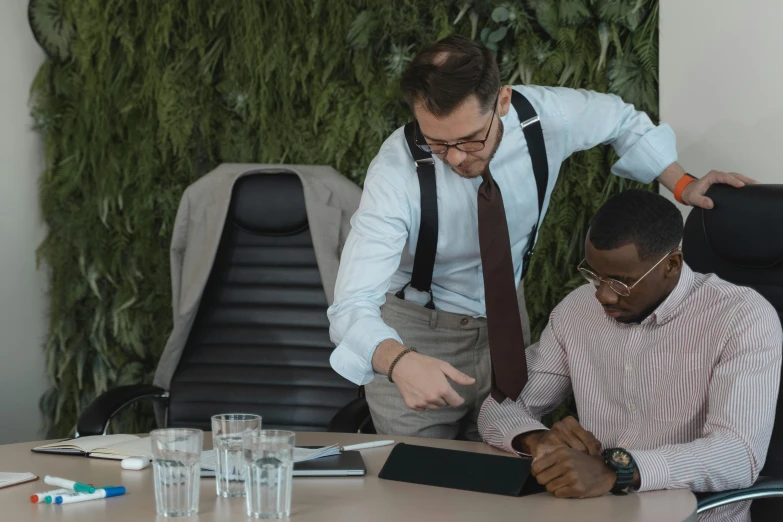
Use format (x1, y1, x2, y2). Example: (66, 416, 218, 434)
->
(460, 317, 469, 326)
(625, 364, 632, 372)
(630, 404, 637, 413)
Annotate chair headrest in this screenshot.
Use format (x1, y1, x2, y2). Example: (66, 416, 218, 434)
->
(699, 184, 783, 267)
(230, 172, 308, 234)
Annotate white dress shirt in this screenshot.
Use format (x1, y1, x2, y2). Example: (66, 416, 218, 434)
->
(478, 264, 783, 522)
(328, 84, 679, 385)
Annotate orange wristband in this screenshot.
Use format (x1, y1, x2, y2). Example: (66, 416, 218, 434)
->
(673, 174, 697, 205)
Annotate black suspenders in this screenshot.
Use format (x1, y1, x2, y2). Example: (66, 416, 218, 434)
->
(397, 89, 549, 310)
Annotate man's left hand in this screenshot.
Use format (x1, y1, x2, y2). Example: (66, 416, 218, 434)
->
(682, 170, 758, 209)
(530, 447, 616, 499)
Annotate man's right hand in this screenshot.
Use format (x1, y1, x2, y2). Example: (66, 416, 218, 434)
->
(514, 416, 602, 459)
(372, 339, 476, 411)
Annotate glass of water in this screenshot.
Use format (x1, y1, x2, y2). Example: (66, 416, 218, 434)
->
(211, 413, 262, 498)
(150, 428, 203, 517)
(243, 430, 295, 519)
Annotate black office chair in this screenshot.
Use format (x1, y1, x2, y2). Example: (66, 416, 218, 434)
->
(682, 184, 783, 517)
(77, 172, 373, 435)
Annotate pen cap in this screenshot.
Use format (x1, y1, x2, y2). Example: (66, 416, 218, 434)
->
(73, 483, 95, 493)
(102, 486, 126, 497)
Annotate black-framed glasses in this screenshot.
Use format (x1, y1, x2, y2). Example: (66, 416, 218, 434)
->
(577, 248, 680, 297)
(414, 92, 500, 155)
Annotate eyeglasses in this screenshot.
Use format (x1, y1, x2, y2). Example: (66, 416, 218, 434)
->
(414, 92, 499, 155)
(577, 248, 680, 297)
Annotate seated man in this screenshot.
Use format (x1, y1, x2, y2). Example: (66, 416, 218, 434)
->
(479, 189, 782, 522)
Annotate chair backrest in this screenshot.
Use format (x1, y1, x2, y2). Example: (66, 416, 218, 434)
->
(682, 184, 783, 476)
(167, 171, 360, 431)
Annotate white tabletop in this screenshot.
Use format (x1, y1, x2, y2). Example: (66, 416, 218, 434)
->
(0, 432, 697, 521)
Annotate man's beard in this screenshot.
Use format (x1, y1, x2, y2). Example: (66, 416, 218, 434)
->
(449, 119, 505, 179)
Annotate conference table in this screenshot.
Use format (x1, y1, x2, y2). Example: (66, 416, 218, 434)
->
(0, 432, 697, 521)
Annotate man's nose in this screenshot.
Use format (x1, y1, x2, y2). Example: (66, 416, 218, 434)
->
(595, 282, 619, 306)
(445, 146, 467, 166)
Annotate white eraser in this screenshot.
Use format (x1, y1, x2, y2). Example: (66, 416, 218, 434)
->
(121, 456, 151, 470)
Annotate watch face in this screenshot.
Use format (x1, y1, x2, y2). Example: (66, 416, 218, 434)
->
(610, 449, 631, 467)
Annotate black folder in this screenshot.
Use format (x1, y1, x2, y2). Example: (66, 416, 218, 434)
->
(378, 443, 545, 497)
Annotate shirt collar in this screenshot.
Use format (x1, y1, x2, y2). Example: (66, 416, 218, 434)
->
(643, 262, 695, 326)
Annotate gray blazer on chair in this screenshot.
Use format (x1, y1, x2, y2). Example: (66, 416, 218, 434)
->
(153, 163, 361, 390)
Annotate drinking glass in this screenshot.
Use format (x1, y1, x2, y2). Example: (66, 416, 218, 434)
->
(151, 428, 203, 517)
(243, 430, 295, 519)
(211, 413, 262, 497)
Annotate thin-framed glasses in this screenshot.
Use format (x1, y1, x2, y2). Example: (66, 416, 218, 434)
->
(414, 92, 500, 155)
(577, 248, 680, 297)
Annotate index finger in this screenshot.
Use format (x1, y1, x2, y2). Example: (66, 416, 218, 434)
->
(530, 448, 566, 476)
(730, 172, 759, 185)
(560, 417, 601, 455)
(709, 171, 745, 188)
(570, 426, 602, 456)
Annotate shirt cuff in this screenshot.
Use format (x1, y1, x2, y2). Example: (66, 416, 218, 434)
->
(329, 319, 403, 385)
(611, 123, 678, 184)
(502, 423, 549, 455)
(628, 448, 670, 492)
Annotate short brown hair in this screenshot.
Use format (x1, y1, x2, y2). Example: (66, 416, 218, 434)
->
(400, 34, 501, 118)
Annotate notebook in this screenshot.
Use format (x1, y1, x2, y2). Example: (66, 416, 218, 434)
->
(0, 472, 38, 489)
(31, 434, 153, 460)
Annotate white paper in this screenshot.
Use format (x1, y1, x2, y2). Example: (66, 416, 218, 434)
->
(199, 444, 341, 471)
(0, 472, 37, 488)
(88, 437, 153, 460)
(34, 434, 140, 453)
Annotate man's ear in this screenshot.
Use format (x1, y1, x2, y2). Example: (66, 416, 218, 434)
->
(498, 85, 513, 117)
(665, 251, 684, 278)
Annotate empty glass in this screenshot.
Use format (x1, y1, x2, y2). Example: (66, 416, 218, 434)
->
(211, 413, 262, 497)
(151, 428, 203, 517)
(243, 430, 295, 519)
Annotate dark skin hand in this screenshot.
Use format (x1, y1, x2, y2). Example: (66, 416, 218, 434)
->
(530, 447, 641, 498)
(513, 416, 602, 458)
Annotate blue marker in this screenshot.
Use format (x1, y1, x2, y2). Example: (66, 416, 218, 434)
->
(55, 487, 126, 504)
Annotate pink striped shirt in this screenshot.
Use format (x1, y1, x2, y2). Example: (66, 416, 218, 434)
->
(478, 264, 782, 522)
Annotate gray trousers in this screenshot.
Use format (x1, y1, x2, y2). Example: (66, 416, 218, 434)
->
(365, 284, 530, 441)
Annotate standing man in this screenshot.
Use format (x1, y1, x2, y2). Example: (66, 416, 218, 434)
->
(327, 34, 753, 440)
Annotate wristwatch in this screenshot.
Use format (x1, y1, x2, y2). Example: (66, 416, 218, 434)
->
(602, 448, 636, 495)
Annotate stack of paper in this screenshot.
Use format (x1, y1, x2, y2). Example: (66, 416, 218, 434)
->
(200, 444, 341, 472)
(0, 472, 37, 489)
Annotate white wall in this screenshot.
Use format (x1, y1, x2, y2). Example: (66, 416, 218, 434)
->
(0, 0, 48, 444)
(660, 0, 783, 214)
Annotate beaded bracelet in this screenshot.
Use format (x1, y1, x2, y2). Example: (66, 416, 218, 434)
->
(387, 347, 419, 383)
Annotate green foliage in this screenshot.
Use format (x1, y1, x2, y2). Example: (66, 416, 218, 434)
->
(32, 0, 658, 436)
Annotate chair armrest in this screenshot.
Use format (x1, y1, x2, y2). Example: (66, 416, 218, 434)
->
(697, 476, 783, 513)
(76, 384, 169, 437)
(327, 396, 374, 434)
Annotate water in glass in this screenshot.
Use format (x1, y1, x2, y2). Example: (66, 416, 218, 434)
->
(153, 450, 201, 517)
(244, 431, 294, 519)
(211, 413, 261, 498)
(214, 434, 245, 497)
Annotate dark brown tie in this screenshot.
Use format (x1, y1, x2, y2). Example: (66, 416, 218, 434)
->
(478, 169, 528, 403)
